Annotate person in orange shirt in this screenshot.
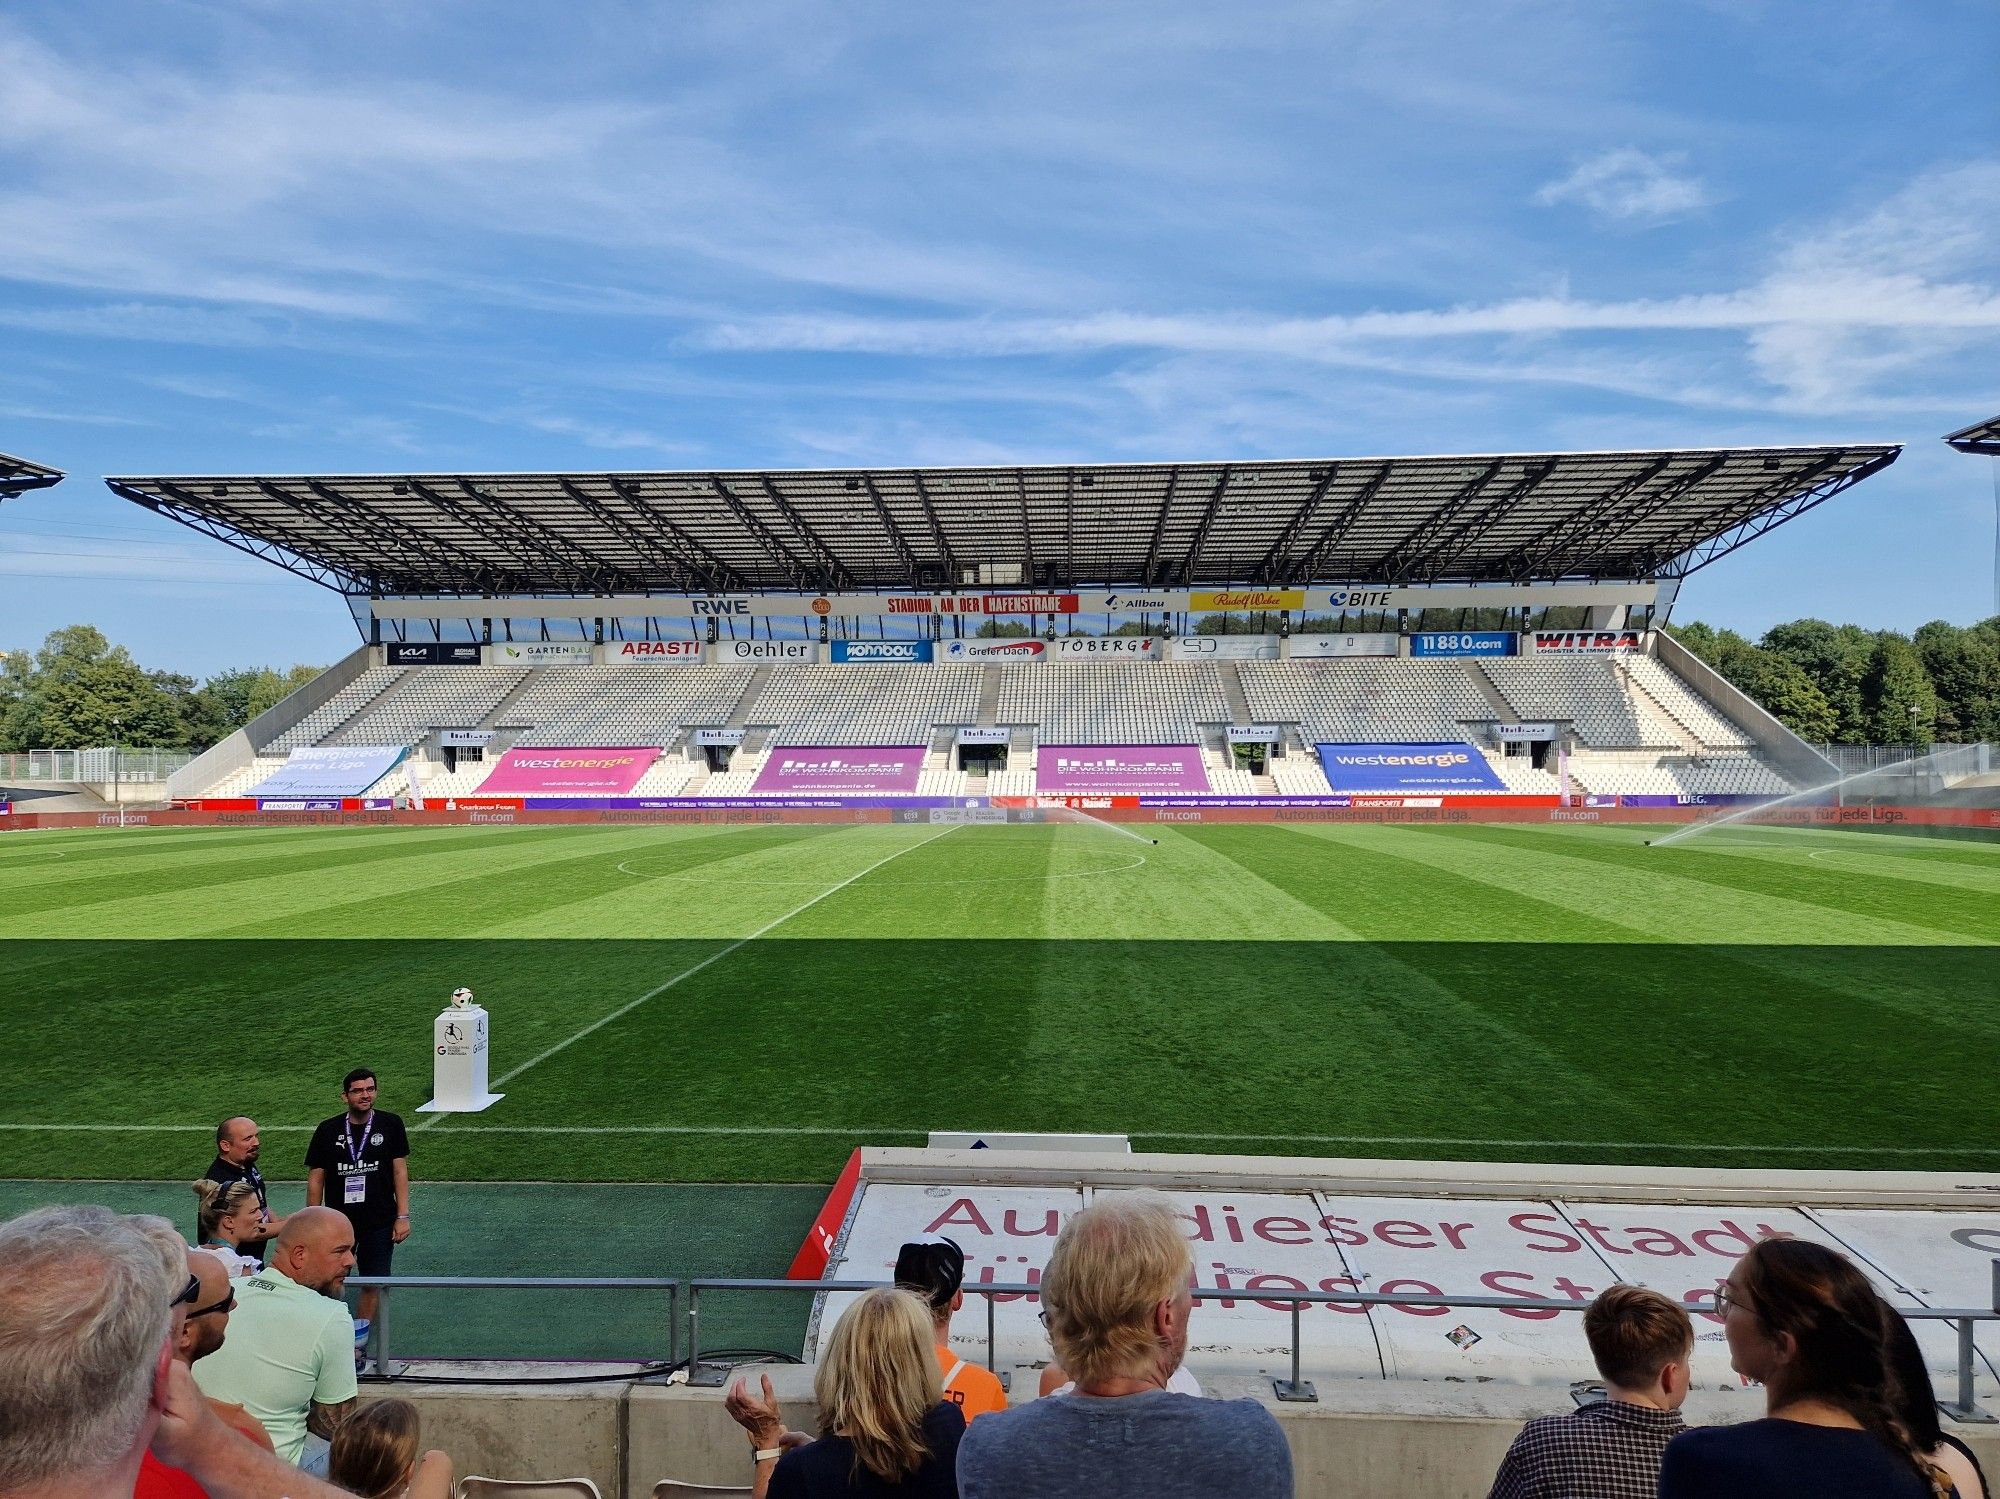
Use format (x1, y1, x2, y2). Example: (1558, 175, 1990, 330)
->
(894, 1236, 1009, 1423)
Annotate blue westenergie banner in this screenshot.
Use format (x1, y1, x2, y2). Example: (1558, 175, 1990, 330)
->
(1315, 742, 1506, 791)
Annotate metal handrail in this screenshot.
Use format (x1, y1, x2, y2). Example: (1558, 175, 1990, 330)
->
(347, 1275, 679, 1373)
(688, 1275, 2000, 1419)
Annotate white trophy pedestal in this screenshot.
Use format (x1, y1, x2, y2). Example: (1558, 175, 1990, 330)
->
(418, 1003, 503, 1113)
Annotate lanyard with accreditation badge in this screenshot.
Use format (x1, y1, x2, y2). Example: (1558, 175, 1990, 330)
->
(341, 1111, 373, 1206)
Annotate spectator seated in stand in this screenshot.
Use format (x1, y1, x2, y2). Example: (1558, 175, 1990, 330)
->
(895, 1236, 1008, 1423)
(193, 1207, 359, 1475)
(1485, 1283, 1692, 1499)
(139, 1246, 277, 1498)
(725, 1287, 966, 1498)
(1660, 1237, 1955, 1499)
(1880, 1300, 1987, 1499)
(956, 1193, 1292, 1499)
(0, 1202, 352, 1499)
(191, 1180, 266, 1278)
(326, 1399, 453, 1499)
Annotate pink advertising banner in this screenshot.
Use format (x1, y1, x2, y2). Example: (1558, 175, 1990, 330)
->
(1036, 745, 1210, 794)
(478, 746, 661, 794)
(752, 746, 926, 794)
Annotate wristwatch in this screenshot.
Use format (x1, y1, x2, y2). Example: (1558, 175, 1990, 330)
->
(753, 1448, 784, 1464)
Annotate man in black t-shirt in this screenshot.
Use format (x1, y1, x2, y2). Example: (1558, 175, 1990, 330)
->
(203, 1114, 287, 1261)
(304, 1068, 411, 1344)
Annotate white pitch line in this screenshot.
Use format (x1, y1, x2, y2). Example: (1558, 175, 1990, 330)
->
(5, 1122, 1994, 1154)
(414, 823, 962, 1132)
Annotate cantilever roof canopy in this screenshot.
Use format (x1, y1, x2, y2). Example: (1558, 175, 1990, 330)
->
(106, 444, 1899, 600)
(1945, 416, 2000, 455)
(0, 451, 62, 500)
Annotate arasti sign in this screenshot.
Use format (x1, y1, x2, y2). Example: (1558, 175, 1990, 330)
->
(1495, 723, 1561, 741)
(1409, 632, 1517, 658)
(752, 746, 926, 794)
(606, 639, 705, 664)
(1315, 742, 1506, 792)
(939, 638, 1048, 661)
(478, 746, 662, 794)
(489, 641, 593, 665)
(386, 642, 481, 666)
(717, 640, 814, 662)
(1289, 633, 1400, 659)
(1525, 630, 1647, 652)
(248, 745, 406, 798)
(1169, 635, 1279, 661)
(1049, 636, 1160, 659)
(830, 640, 934, 664)
(1036, 745, 1211, 794)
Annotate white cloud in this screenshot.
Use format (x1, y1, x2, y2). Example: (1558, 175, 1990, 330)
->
(1534, 148, 1711, 223)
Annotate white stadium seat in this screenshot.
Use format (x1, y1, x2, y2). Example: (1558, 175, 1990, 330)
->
(997, 663, 1228, 743)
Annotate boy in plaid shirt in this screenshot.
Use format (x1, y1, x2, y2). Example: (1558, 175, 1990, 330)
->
(1488, 1284, 1695, 1499)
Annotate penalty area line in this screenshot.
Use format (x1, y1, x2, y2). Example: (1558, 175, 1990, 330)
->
(414, 823, 962, 1133)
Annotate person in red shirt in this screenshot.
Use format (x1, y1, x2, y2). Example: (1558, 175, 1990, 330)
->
(136, 1249, 274, 1499)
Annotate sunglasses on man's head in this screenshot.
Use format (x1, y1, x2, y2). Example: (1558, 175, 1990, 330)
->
(188, 1290, 236, 1320)
(169, 1273, 201, 1310)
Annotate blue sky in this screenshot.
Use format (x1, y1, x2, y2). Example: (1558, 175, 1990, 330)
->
(1, 0, 1996, 676)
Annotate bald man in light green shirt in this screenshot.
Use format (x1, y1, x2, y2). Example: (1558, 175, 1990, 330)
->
(193, 1207, 359, 1468)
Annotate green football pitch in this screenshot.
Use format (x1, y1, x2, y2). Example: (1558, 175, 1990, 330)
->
(3, 816, 1996, 1184)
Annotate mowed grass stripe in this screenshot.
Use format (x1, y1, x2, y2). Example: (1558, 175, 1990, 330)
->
(1412, 823, 2000, 943)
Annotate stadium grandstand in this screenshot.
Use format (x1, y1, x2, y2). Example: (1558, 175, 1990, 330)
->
(0, 450, 61, 500)
(105, 444, 1897, 811)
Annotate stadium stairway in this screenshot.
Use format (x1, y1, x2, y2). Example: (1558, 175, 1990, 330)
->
(1216, 660, 1255, 729)
(475, 669, 550, 732)
(1461, 662, 1519, 728)
(724, 666, 773, 728)
(975, 669, 1002, 729)
(1612, 660, 1714, 754)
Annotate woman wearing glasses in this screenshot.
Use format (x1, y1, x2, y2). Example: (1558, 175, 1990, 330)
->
(191, 1179, 265, 1277)
(1660, 1238, 1954, 1498)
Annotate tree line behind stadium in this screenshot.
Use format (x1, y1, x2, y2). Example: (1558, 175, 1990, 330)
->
(2, 614, 1996, 755)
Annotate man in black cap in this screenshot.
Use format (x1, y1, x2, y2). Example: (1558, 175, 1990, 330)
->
(895, 1234, 1008, 1423)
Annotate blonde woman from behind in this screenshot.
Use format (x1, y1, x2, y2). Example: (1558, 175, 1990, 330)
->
(726, 1286, 966, 1498)
(325, 1399, 452, 1499)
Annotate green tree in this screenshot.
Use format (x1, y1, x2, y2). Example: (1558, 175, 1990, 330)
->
(1860, 634, 1938, 748)
(1913, 619, 2000, 742)
(1738, 654, 1839, 742)
(1760, 619, 1874, 742)
(973, 620, 1032, 638)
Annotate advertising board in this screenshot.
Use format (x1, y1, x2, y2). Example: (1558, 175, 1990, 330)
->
(955, 728, 1011, 745)
(248, 745, 406, 798)
(478, 746, 662, 794)
(1049, 636, 1160, 659)
(1409, 632, 1517, 658)
(1226, 726, 1281, 743)
(437, 729, 494, 747)
(1289, 633, 1400, 658)
(938, 638, 1047, 661)
(1036, 745, 1211, 794)
(1525, 630, 1647, 652)
(1315, 742, 1506, 792)
(752, 746, 926, 794)
(693, 729, 746, 746)
(1494, 723, 1560, 741)
(979, 593, 1079, 615)
(489, 641, 593, 665)
(386, 642, 481, 666)
(1099, 592, 1176, 615)
(604, 639, 705, 664)
(1168, 635, 1279, 661)
(830, 640, 934, 664)
(716, 640, 814, 662)
(1189, 589, 1304, 611)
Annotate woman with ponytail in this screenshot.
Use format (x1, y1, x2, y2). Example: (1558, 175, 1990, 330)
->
(1660, 1237, 1954, 1498)
(190, 1179, 265, 1277)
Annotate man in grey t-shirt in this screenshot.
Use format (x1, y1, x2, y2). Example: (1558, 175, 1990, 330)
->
(957, 1194, 1292, 1499)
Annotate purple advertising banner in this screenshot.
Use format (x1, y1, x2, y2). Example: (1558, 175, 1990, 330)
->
(1037, 745, 1211, 794)
(752, 746, 926, 795)
(480, 746, 662, 794)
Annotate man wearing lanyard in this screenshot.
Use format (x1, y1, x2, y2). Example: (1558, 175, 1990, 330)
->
(203, 1116, 286, 1263)
(303, 1068, 410, 1359)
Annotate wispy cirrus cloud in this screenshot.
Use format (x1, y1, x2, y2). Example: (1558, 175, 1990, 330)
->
(1534, 148, 1712, 223)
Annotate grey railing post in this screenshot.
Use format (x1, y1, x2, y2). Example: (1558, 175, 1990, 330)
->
(668, 1283, 680, 1368)
(687, 1286, 702, 1376)
(372, 1287, 391, 1379)
(1272, 1298, 1316, 1402)
(986, 1294, 997, 1374)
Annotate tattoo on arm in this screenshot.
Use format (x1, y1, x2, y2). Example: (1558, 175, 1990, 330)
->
(307, 1398, 356, 1441)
